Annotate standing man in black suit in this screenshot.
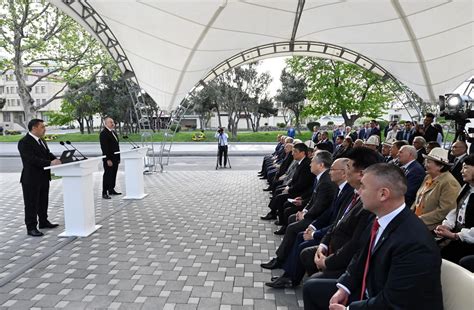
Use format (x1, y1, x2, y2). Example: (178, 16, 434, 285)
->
(396, 120, 415, 144)
(420, 112, 439, 143)
(100, 117, 121, 199)
(18, 119, 62, 237)
(304, 164, 443, 310)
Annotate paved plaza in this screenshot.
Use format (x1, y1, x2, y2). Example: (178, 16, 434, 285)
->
(0, 158, 304, 309)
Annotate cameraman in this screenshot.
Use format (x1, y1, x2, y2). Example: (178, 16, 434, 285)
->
(215, 127, 229, 168)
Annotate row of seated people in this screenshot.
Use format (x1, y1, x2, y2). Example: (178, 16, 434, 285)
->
(256, 137, 473, 309)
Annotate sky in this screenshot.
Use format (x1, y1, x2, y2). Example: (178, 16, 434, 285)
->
(256, 56, 288, 97)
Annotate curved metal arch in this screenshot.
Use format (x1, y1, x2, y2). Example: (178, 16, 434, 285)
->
(188, 41, 423, 120)
(60, 0, 152, 131)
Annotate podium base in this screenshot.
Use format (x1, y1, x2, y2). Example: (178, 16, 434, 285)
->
(123, 193, 148, 200)
(58, 225, 102, 238)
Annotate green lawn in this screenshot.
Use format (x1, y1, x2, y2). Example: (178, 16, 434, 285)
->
(0, 130, 314, 143)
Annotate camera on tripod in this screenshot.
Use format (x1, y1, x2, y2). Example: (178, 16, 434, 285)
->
(439, 93, 474, 143)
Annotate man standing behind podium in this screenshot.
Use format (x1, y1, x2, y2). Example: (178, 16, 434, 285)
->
(18, 119, 61, 237)
(100, 117, 121, 199)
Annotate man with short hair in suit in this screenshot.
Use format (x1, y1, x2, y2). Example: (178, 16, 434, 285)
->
(398, 145, 426, 208)
(18, 119, 62, 237)
(396, 120, 415, 144)
(304, 163, 443, 310)
(412, 136, 427, 165)
(450, 140, 468, 186)
(420, 112, 439, 143)
(100, 117, 121, 199)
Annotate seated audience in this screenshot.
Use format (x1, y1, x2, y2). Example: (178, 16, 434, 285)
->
(333, 137, 353, 160)
(435, 154, 474, 269)
(303, 164, 443, 309)
(260, 151, 337, 269)
(387, 140, 408, 165)
(412, 147, 460, 230)
(265, 158, 354, 288)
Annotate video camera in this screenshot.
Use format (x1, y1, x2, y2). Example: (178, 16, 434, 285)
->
(438, 93, 474, 143)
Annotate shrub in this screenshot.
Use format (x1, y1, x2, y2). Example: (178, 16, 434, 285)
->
(169, 124, 181, 133)
(276, 122, 286, 128)
(327, 121, 334, 126)
(5, 130, 21, 135)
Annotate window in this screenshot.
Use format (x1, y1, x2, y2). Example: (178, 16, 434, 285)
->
(15, 87, 18, 94)
(31, 68, 43, 73)
(3, 112, 11, 122)
(17, 99, 21, 106)
(35, 86, 39, 93)
(41, 86, 46, 93)
(42, 99, 46, 104)
(6, 87, 9, 94)
(36, 99, 40, 105)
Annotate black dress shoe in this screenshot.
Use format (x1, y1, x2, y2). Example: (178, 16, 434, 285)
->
(265, 276, 293, 289)
(39, 222, 59, 229)
(263, 187, 272, 192)
(260, 213, 277, 220)
(274, 227, 286, 235)
(102, 194, 111, 199)
(109, 190, 122, 195)
(27, 229, 44, 237)
(260, 258, 282, 270)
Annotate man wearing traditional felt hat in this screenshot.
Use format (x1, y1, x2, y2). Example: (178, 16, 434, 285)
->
(411, 147, 461, 231)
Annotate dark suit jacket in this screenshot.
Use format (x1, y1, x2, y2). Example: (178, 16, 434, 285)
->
(454, 185, 474, 231)
(287, 157, 315, 196)
(18, 133, 57, 184)
(404, 160, 426, 208)
(450, 154, 467, 186)
(416, 147, 426, 165)
(310, 182, 354, 240)
(338, 208, 443, 310)
(303, 170, 338, 221)
(396, 129, 415, 144)
(100, 128, 120, 163)
(358, 128, 366, 140)
(423, 124, 439, 143)
(275, 153, 293, 179)
(321, 199, 373, 274)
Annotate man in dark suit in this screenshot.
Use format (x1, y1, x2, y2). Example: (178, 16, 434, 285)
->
(317, 131, 334, 153)
(100, 117, 121, 199)
(398, 145, 426, 208)
(421, 112, 439, 143)
(261, 143, 314, 220)
(412, 136, 427, 165)
(396, 120, 415, 144)
(367, 120, 380, 139)
(449, 140, 468, 186)
(304, 164, 443, 310)
(18, 119, 62, 237)
(260, 150, 337, 269)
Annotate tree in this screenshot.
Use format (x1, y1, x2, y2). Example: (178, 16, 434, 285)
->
(0, 0, 107, 126)
(275, 68, 307, 134)
(189, 85, 218, 129)
(287, 56, 394, 127)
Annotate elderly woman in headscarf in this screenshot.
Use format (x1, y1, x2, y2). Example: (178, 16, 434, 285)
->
(411, 147, 461, 231)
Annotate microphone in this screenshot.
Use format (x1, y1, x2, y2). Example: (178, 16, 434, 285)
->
(122, 135, 139, 149)
(59, 141, 80, 161)
(65, 141, 88, 160)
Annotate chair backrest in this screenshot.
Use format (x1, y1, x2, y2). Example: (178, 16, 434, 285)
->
(441, 259, 474, 310)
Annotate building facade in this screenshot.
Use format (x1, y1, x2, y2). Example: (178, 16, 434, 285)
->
(0, 67, 64, 130)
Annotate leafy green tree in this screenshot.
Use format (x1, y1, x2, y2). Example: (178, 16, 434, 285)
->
(287, 56, 394, 127)
(275, 68, 307, 134)
(189, 85, 218, 129)
(0, 0, 107, 125)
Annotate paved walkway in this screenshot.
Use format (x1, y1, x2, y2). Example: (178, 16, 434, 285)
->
(0, 162, 303, 309)
(0, 142, 277, 157)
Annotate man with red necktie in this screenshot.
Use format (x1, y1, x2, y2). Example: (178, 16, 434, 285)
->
(303, 163, 443, 309)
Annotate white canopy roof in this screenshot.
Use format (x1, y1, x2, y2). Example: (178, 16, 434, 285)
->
(51, 0, 473, 111)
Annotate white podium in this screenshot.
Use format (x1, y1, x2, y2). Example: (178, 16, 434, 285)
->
(116, 147, 149, 200)
(45, 156, 104, 237)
